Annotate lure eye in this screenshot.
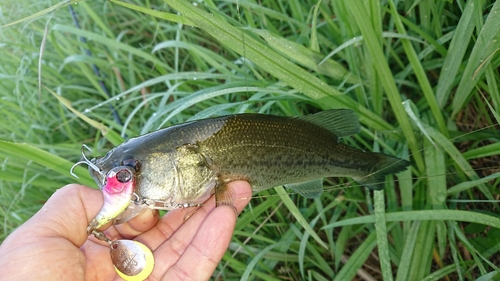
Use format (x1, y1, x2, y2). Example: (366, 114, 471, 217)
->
(121, 158, 141, 173)
(116, 169, 133, 183)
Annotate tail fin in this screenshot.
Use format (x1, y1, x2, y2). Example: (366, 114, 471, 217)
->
(354, 154, 410, 190)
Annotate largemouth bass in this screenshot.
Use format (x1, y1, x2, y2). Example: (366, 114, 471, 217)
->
(79, 109, 410, 233)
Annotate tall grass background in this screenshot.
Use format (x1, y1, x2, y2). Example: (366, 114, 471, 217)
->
(1, 0, 499, 280)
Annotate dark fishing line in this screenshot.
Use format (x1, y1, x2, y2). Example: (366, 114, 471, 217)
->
(68, 5, 125, 131)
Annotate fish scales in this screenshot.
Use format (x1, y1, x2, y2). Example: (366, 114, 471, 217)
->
(86, 109, 410, 228)
(198, 114, 372, 191)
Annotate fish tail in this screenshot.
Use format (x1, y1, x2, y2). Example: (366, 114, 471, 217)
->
(355, 154, 410, 190)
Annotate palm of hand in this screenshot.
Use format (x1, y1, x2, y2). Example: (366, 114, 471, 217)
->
(0, 182, 251, 281)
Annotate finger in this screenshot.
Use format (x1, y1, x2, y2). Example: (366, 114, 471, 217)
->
(137, 195, 216, 250)
(80, 239, 120, 281)
(163, 205, 238, 280)
(136, 181, 252, 250)
(148, 181, 252, 279)
(106, 209, 159, 240)
(18, 184, 104, 247)
(0, 184, 113, 281)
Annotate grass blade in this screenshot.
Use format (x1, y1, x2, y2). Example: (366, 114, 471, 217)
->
(345, 0, 424, 172)
(451, 0, 500, 116)
(274, 186, 328, 249)
(323, 210, 500, 230)
(374, 190, 394, 281)
(0, 141, 95, 187)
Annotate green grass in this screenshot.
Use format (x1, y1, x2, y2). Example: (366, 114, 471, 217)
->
(1, 0, 500, 280)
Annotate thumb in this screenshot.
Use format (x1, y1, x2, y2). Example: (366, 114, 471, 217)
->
(20, 184, 104, 247)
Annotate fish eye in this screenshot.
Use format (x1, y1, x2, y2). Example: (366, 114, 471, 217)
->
(116, 169, 132, 183)
(121, 158, 141, 173)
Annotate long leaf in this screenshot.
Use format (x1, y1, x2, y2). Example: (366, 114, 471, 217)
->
(274, 186, 328, 249)
(388, 0, 448, 137)
(47, 87, 123, 146)
(161, 0, 394, 132)
(333, 231, 377, 281)
(0, 141, 95, 187)
(323, 210, 500, 230)
(434, 0, 477, 108)
(345, 0, 424, 172)
(451, 0, 500, 116)
(108, 0, 196, 26)
(374, 190, 394, 281)
(2, 0, 79, 27)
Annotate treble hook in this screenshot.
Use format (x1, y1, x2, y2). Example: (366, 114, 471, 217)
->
(70, 144, 103, 179)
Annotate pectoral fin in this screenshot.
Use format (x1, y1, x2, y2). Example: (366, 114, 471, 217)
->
(215, 183, 235, 207)
(285, 179, 324, 198)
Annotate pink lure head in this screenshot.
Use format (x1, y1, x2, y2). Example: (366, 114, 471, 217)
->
(87, 166, 136, 234)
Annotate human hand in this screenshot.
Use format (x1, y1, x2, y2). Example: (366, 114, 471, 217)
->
(0, 181, 252, 280)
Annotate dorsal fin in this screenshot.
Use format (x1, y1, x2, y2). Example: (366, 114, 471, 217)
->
(298, 109, 360, 138)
